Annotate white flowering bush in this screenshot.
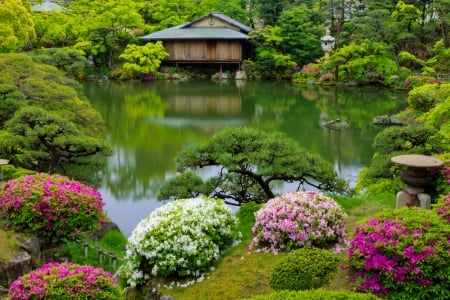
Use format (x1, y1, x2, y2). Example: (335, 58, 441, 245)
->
(118, 196, 241, 287)
(248, 191, 348, 254)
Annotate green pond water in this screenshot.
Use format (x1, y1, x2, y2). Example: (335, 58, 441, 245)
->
(84, 80, 407, 236)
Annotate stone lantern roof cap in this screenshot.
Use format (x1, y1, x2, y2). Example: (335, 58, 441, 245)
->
(321, 29, 335, 42)
(391, 154, 443, 168)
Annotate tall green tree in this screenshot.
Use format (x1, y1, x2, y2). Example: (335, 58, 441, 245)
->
(69, 0, 145, 69)
(248, 26, 296, 79)
(158, 127, 347, 205)
(278, 4, 326, 65)
(0, 0, 35, 52)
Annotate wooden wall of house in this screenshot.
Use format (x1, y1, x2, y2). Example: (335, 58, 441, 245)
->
(164, 40, 242, 62)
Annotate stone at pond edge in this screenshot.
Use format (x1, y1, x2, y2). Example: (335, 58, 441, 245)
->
(95, 221, 121, 239)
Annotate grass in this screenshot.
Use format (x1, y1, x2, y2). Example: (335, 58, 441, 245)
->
(157, 193, 395, 300)
(0, 228, 21, 262)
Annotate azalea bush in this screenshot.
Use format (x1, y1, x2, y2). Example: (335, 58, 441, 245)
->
(435, 192, 450, 223)
(0, 173, 106, 241)
(9, 262, 122, 299)
(248, 191, 348, 254)
(348, 207, 450, 299)
(118, 196, 241, 287)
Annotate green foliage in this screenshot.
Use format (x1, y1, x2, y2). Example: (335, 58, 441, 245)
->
(277, 5, 326, 65)
(157, 170, 204, 201)
(0, 0, 35, 52)
(397, 51, 425, 72)
(403, 75, 440, 90)
(249, 26, 297, 80)
(325, 40, 397, 85)
(32, 48, 93, 79)
(0, 173, 106, 242)
(61, 231, 127, 274)
(269, 247, 340, 291)
(236, 201, 263, 240)
(0, 53, 111, 180)
(0, 164, 35, 181)
(426, 40, 450, 74)
(0, 84, 25, 127)
(5, 106, 111, 174)
(245, 289, 380, 300)
(408, 83, 441, 112)
(119, 42, 169, 77)
(158, 127, 347, 205)
(373, 125, 443, 155)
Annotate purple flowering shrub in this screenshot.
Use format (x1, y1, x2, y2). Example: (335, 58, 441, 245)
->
(348, 207, 450, 299)
(9, 262, 122, 299)
(0, 173, 106, 241)
(248, 191, 348, 254)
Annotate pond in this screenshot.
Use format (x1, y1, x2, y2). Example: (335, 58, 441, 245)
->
(84, 80, 407, 236)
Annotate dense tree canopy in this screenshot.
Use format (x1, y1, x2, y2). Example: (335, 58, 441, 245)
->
(0, 0, 35, 52)
(0, 53, 111, 179)
(158, 127, 348, 205)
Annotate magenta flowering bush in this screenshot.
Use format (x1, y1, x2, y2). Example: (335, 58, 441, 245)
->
(0, 173, 106, 241)
(348, 207, 450, 299)
(9, 262, 122, 299)
(248, 191, 348, 254)
(435, 192, 450, 223)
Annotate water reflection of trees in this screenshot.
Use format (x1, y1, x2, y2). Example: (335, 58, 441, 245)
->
(85, 82, 407, 201)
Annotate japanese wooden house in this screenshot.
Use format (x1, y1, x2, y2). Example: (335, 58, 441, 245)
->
(140, 13, 252, 68)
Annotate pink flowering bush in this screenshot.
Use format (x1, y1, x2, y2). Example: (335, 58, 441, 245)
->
(9, 262, 122, 299)
(248, 191, 348, 254)
(0, 173, 106, 241)
(435, 192, 450, 223)
(348, 207, 450, 299)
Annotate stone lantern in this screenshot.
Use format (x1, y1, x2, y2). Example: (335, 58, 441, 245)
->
(321, 29, 335, 58)
(391, 154, 443, 209)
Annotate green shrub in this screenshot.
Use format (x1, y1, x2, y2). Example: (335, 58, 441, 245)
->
(269, 247, 340, 291)
(373, 125, 444, 155)
(408, 83, 441, 112)
(244, 288, 380, 300)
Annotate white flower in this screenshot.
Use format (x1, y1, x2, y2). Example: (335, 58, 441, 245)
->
(118, 196, 241, 286)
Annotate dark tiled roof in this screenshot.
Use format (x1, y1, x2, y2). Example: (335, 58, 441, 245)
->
(140, 13, 251, 41)
(141, 26, 249, 41)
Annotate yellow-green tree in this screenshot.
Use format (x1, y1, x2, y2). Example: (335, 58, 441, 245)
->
(0, 0, 36, 52)
(119, 42, 168, 78)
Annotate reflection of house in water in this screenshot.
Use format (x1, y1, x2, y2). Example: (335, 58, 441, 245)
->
(170, 94, 242, 115)
(149, 82, 248, 132)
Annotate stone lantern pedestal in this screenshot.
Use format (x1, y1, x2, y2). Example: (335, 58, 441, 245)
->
(391, 154, 443, 209)
(0, 159, 9, 182)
